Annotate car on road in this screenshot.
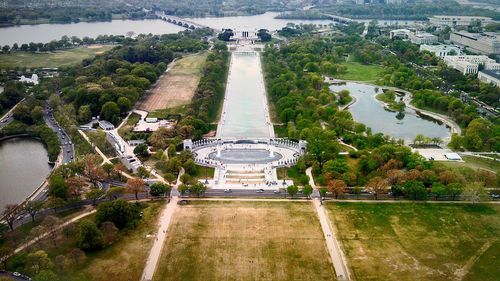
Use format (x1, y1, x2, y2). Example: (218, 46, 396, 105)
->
(273, 190, 280, 194)
(224, 189, 232, 193)
(256, 189, 264, 193)
(13, 272, 21, 277)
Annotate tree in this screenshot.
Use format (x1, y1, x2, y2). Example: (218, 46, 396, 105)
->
(82, 154, 106, 187)
(102, 163, 114, 178)
(190, 182, 207, 197)
(149, 183, 171, 198)
(303, 184, 313, 198)
(41, 216, 61, 246)
(287, 185, 299, 197)
(366, 176, 388, 200)
(100, 101, 120, 124)
(404, 180, 428, 201)
(178, 184, 189, 195)
(445, 183, 463, 201)
(49, 174, 69, 199)
(100, 221, 119, 245)
(133, 143, 149, 157)
(96, 199, 141, 229)
(2, 204, 20, 231)
(24, 201, 43, 222)
(67, 248, 86, 266)
(44, 197, 66, 213)
(117, 97, 132, 114)
(319, 187, 328, 198)
(327, 179, 346, 199)
(390, 184, 404, 199)
(106, 187, 126, 200)
(461, 182, 488, 203)
(25, 250, 53, 275)
(86, 189, 105, 205)
(77, 219, 103, 251)
(431, 183, 446, 200)
(66, 176, 87, 199)
(34, 270, 57, 281)
(126, 177, 146, 200)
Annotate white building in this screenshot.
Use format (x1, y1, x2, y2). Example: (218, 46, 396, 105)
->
(408, 32, 438, 45)
(429, 16, 493, 27)
(450, 31, 500, 55)
(420, 44, 461, 58)
(19, 74, 39, 85)
(389, 29, 411, 39)
(478, 70, 500, 87)
(444, 55, 500, 75)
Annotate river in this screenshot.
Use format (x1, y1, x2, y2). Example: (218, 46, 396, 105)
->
(217, 51, 273, 139)
(330, 82, 451, 144)
(0, 19, 185, 46)
(185, 12, 334, 31)
(0, 138, 51, 209)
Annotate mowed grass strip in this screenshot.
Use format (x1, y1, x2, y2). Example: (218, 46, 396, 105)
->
(327, 203, 500, 281)
(336, 62, 384, 81)
(154, 201, 336, 281)
(0, 45, 115, 69)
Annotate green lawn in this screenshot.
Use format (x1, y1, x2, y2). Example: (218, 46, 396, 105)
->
(336, 62, 384, 81)
(0, 45, 115, 69)
(327, 203, 500, 281)
(437, 155, 500, 176)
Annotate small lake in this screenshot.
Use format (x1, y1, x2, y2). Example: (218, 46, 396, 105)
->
(330, 82, 451, 143)
(185, 12, 335, 31)
(0, 19, 186, 46)
(0, 138, 51, 209)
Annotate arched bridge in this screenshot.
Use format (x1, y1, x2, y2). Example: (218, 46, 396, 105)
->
(156, 12, 215, 31)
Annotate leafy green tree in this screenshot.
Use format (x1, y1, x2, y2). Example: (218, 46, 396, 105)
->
(133, 143, 149, 157)
(77, 219, 103, 251)
(86, 189, 105, 205)
(303, 184, 313, 198)
(431, 183, 446, 200)
(25, 251, 53, 276)
(24, 201, 44, 222)
(190, 182, 207, 197)
(49, 174, 69, 199)
(287, 185, 299, 197)
(404, 180, 428, 201)
(106, 187, 126, 200)
(178, 184, 189, 196)
(461, 182, 488, 203)
(100, 101, 120, 124)
(96, 199, 141, 229)
(149, 183, 171, 197)
(117, 97, 132, 114)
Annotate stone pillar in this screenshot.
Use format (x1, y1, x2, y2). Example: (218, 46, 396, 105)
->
(269, 145, 274, 157)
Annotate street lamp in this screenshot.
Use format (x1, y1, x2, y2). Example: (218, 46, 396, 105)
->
(205, 166, 209, 184)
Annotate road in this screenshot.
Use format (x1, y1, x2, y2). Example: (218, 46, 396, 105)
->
(43, 104, 74, 164)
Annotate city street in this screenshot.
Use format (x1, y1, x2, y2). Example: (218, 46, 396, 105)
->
(43, 104, 74, 164)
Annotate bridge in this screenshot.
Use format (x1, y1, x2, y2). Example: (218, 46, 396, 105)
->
(155, 12, 216, 32)
(322, 14, 357, 24)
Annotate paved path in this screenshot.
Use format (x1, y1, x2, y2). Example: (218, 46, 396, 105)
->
(306, 166, 351, 280)
(313, 199, 351, 280)
(141, 197, 179, 281)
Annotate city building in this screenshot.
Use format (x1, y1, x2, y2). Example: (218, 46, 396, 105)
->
(389, 29, 410, 39)
(19, 74, 39, 85)
(98, 120, 115, 131)
(478, 70, 500, 87)
(429, 15, 493, 27)
(444, 55, 500, 75)
(450, 31, 500, 55)
(420, 44, 461, 58)
(408, 31, 438, 45)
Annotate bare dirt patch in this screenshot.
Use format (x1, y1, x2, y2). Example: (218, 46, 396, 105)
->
(153, 201, 336, 281)
(137, 53, 207, 112)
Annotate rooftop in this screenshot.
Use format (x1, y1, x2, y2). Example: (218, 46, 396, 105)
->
(480, 69, 500, 79)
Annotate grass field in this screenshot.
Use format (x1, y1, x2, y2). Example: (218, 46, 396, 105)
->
(154, 201, 336, 281)
(336, 62, 384, 82)
(137, 52, 207, 112)
(0, 45, 115, 68)
(327, 203, 500, 281)
(439, 155, 500, 174)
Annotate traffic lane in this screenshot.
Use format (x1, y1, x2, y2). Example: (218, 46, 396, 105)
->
(0, 116, 13, 129)
(43, 106, 74, 163)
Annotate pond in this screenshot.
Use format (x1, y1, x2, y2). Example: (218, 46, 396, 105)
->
(0, 138, 51, 209)
(330, 82, 451, 144)
(0, 19, 186, 46)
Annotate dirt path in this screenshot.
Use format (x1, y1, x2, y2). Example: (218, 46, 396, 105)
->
(454, 240, 495, 280)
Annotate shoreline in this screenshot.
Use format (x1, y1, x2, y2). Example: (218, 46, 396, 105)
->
(330, 79, 462, 137)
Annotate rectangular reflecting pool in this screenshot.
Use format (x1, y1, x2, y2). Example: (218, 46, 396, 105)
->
(217, 51, 273, 139)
